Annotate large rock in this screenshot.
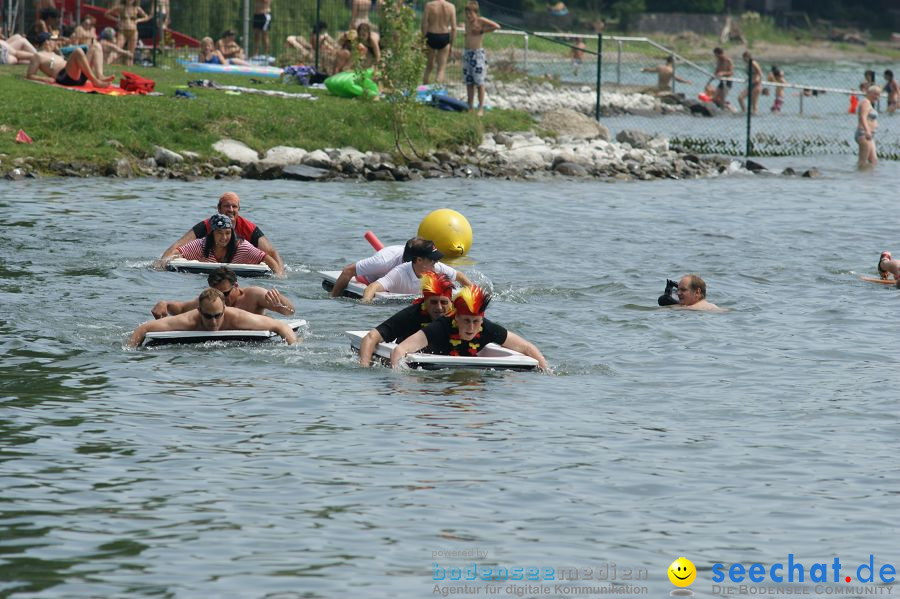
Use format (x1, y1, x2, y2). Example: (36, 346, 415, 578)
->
(615, 129, 652, 149)
(261, 146, 307, 166)
(212, 139, 260, 165)
(282, 164, 331, 181)
(154, 145, 184, 167)
(540, 108, 610, 141)
(553, 162, 589, 177)
(303, 149, 333, 169)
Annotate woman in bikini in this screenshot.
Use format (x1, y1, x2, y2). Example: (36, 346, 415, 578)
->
(855, 85, 880, 170)
(106, 0, 149, 66)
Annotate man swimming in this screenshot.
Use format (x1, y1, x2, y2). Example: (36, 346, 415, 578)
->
(358, 271, 454, 367)
(672, 274, 724, 312)
(361, 239, 470, 302)
(151, 266, 295, 318)
(128, 288, 297, 347)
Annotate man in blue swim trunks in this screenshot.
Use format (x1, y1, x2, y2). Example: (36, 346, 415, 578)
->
(421, 0, 456, 85)
(26, 32, 114, 88)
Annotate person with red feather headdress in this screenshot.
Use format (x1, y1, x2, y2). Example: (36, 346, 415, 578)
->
(390, 284, 548, 371)
(358, 271, 455, 367)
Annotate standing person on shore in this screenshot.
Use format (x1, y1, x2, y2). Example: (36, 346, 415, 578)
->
(855, 85, 880, 170)
(106, 0, 150, 67)
(421, 0, 457, 86)
(712, 47, 734, 111)
(737, 51, 762, 114)
(253, 0, 272, 58)
(883, 70, 899, 115)
(766, 65, 786, 112)
(462, 1, 499, 116)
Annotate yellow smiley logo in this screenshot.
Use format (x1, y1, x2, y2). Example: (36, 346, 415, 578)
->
(668, 557, 697, 587)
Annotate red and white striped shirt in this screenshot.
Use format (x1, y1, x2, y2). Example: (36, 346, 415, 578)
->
(178, 238, 267, 264)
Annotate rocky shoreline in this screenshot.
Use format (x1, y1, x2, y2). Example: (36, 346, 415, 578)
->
(0, 83, 804, 182)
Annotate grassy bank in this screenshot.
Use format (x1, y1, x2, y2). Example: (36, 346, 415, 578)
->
(0, 64, 533, 167)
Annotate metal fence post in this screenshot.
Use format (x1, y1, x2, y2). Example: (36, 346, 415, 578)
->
(314, 0, 321, 72)
(523, 33, 528, 73)
(745, 55, 753, 158)
(595, 33, 602, 122)
(243, 0, 250, 58)
(151, 0, 157, 67)
(616, 39, 621, 85)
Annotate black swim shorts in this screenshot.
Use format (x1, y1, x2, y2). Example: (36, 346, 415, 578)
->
(425, 32, 451, 50)
(56, 70, 88, 86)
(253, 12, 272, 31)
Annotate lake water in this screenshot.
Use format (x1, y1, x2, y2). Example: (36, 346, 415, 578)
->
(3, 157, 900, 598)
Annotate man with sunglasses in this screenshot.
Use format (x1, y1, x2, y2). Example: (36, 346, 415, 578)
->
(673, 274, 723, 312)
(128, 288, 297, 347)
(151, 267, 294, 319)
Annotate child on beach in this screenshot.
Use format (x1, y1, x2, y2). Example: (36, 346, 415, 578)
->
(463, 1, 500, 116)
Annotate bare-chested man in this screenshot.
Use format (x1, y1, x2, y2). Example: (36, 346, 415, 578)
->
(673, 274, 724, 312)
(421, 0, 456, 85)
(641, 55, 691, 92)
(463, 0, 499, 115)
(129, 288, 297, 347)
(738, 50, 762, 114)
(253, 0, 272, 56)
(26, 33, 113, 88)
(712, 47, 734, 110)
(151, 267, 295, 319)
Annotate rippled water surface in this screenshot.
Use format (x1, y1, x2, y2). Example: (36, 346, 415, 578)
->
(3, 158, 900, 598)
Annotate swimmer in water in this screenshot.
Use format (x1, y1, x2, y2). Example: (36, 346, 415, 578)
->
(877, 251, 900, 281)
(669, 274, 725, 312)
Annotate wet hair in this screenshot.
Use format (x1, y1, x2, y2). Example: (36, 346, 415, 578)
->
(666, 55, 674, 65)
(713, 47, 723, 55)
(771, 65, 782, 76)
(886, 70, 894, 80)
(684, 274, 706, 298)
(199, 287, 225, 307)
(208, 266, 238, 287)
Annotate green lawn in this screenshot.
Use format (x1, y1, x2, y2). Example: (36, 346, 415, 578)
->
(0, 63, 533, 166)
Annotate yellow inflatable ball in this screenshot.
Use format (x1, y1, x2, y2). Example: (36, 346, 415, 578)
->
(418, 209, 473, 258)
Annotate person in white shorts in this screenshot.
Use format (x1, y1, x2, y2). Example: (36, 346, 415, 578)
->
(361, 239, 471, 302)
(330, 238, 412, 297)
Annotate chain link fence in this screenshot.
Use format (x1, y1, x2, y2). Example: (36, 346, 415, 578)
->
(18, 0, 897, 159)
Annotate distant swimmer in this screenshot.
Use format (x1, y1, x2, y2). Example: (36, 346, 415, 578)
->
(390, 284, 548, 371)
(361, 239, 471, 302)
(152, 266, 295, 319)
(641, 55, 691, 92)
(877, 251, 900, 281)
(164, 213, 283, 275)
(670, 274, 724, 312)
(358, 271, 454, 367)
(128, 288, 297, 347)
(158, 192, 285, 275)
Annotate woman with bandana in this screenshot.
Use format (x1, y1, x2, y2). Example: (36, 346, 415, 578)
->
(167, 214, 280, 274)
